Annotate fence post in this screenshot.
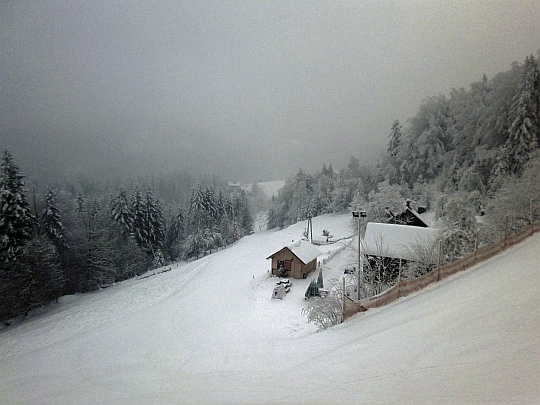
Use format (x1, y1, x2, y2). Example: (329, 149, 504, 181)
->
(474, 229, 479, 263)
(342, 277, 346, 321)
(504, 215, 509, 247)
(531, 199, 534, 236)
(437, 240, 442, 281)
(397, 258, 402, 298)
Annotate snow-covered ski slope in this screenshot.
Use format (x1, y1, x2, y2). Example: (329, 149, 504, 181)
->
(1, 213, 539, 404)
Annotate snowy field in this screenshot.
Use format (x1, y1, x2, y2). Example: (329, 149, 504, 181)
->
(1, 213, 539, 404)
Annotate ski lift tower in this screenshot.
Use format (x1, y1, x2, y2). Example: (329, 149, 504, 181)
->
(352, 210, 367, 300)
(306, 215, 313, 243)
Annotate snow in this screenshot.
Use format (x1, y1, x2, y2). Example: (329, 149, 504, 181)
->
(242, 180, 285, 198)
(363, 222, 439, 261)
(1, 213, 539, 404)
(255, 180, 285, 198)
(283, 240, 322, 264)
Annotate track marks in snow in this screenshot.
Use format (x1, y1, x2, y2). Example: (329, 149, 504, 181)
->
(0, 259, 209, 359)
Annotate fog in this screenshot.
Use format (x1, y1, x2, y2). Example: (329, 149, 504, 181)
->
(1, 1, 539, 183)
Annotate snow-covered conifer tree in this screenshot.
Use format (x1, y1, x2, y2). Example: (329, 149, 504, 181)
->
(130, 186, 147, 249)
(188, 183, 207, 231)
(204, 186, 218, 224)
(143, 186, 165, 256)
(499, 55, 540, 176)
(0, 149, 36, 263)
(41, 185, 68, 250)
(387, 120, 402, 159)
(163, 207, 185, 259)
(110, 188, 133, 238)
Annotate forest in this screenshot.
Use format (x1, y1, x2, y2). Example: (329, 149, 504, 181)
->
(2, 53, 540, 322)
(0, 158, 254, 321)
(268, 53, 540, 287)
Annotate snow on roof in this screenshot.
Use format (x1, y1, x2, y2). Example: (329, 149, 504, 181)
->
(405, 207, 431, 227)
(266, 240, 321, 264)
(363, 222, 439, 261)
(287, 241, 321, 264)
(417, 210, 436, 227)
(287, 240, 321, 264)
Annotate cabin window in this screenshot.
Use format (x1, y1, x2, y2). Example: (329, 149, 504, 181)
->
(284, 260, 292, 271)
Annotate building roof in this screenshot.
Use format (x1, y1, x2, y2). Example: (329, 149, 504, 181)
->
(404, 207, 431, 227)
(391, 207, 430, 227)
(267, 240, 321, 264)
(363, 222, 438, 262)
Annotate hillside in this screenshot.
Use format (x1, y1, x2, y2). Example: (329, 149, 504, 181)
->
(0, 213, 539, 404)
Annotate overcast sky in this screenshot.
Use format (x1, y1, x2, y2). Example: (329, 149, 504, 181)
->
(1, 1, 540, 183)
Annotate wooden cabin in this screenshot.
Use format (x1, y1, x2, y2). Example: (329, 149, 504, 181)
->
(266, 241, 320, 279)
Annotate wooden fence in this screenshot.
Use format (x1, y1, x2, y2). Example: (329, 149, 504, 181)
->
(343, 222, 540, 321)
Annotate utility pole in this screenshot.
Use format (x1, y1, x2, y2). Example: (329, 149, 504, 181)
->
(352, 210, 366, 300)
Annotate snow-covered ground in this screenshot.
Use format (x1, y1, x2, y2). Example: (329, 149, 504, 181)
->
(1, 213, 539, 404)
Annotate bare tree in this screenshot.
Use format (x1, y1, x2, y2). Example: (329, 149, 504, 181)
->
(361, 232, 395, 296)
(302, 277, 343, 330)
(402, 236, 439, 279)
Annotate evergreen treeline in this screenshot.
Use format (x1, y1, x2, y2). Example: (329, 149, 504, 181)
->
(269, 53, 540, 254)
(0, 152, 253, 321)
(3, 53, 539, 321)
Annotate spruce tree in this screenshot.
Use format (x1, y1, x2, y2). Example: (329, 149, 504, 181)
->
(143, 186, 165, 255)
(41, 185, 68, 250)
(110, 188, 133, 237)
(204, 186, 218, 224)
(12, 235, 65, 315)
(500, 55, 540, 175)
(130, 186, 147, 249)
(164, 207, 185, 259)
(387, 120, 403, 159)
(0, 149, 36, 263)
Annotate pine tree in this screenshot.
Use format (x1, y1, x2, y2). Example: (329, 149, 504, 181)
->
(163, 207, 185, 259)
(143, 186, 165, 256)
(383, 120, 404, 184)
(130, 186, 147, 249)
(500, 55, 540, 175)
(189, 183, 207, 230)
(85, 198, 118, 290)
(0, 149, 36, 263)
(387, 120, 402, 158)
(11, 235, 65, 315)
(41, 185, 68, 249)
(204, 186, 218, 224)
(234, 190, 253, 234)
(402, 95, 450, 183)
(110, 188, 133, 238)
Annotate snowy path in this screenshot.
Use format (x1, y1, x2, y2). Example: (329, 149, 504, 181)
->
(1, 214, 539, 404)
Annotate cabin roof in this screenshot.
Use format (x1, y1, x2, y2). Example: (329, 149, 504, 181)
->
(363, 222, 438, 262)
(267, 240, 321, 264)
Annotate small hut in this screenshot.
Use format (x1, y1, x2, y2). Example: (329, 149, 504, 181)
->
(266, 240, 320, 279)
